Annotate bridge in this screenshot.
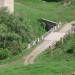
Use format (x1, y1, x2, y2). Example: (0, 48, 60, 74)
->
(24, 21, 75, 65)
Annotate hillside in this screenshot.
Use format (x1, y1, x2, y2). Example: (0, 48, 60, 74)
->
(0, 0, 75, 75)
(0, 31, 75, 75)
(15, 0, 75, 22)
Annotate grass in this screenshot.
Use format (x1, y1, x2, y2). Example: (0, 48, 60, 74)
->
(0, 0, 75, 75)
(0, 33, 75, 75)
(15, 0, 75, 23)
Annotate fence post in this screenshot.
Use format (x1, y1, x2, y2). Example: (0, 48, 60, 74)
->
(57, 25, 60, 29)
(41, 36, 44, 40)
(32, 41, 36, 46)
(28, 44, 31, 49)
(58, 22, 62, 29)
(54, 26, 57, 31)
(58, 22, 62, 26)
(37, 38, 40, 42)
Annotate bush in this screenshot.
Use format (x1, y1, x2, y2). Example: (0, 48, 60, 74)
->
(8, 40, 22, 55)
(0, 48, 9, 60)
(0, 8, 37, 58)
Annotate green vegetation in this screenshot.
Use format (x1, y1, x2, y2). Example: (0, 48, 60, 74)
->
(0, 8, 45, 60)
(15, 0, 75, 22)
(0, 0, 75, 75)
(0, 33, 75, 75)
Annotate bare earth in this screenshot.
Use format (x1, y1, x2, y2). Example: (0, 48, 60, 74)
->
(24, 21, 75, 65)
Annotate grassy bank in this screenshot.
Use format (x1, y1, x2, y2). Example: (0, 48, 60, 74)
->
(0, 0, 75, 75)
(0, 33, 75, 75)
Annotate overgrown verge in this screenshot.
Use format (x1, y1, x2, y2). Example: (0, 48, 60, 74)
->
(0, 9, 44, 60)
(36, 33, 75, 63)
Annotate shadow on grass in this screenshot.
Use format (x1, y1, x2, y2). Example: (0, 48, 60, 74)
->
(42, 0, 62, 2)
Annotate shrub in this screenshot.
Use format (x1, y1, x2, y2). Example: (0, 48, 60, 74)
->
(0, 8, 36, 57)
(0, 48, 9, 60)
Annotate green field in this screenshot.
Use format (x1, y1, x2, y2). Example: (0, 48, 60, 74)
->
(15, 0, 75, 22)
(0, 0, 75, 75)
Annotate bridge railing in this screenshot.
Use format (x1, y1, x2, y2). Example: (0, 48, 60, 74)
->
(27, 23, 75, 49)
(27, 22, 62, 49)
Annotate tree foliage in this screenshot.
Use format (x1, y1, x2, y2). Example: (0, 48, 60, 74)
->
(0, 8, 38, 59)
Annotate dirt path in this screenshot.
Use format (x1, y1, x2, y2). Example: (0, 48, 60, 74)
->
(0, 21, 75, 66)
(24, 21, 75, 65)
